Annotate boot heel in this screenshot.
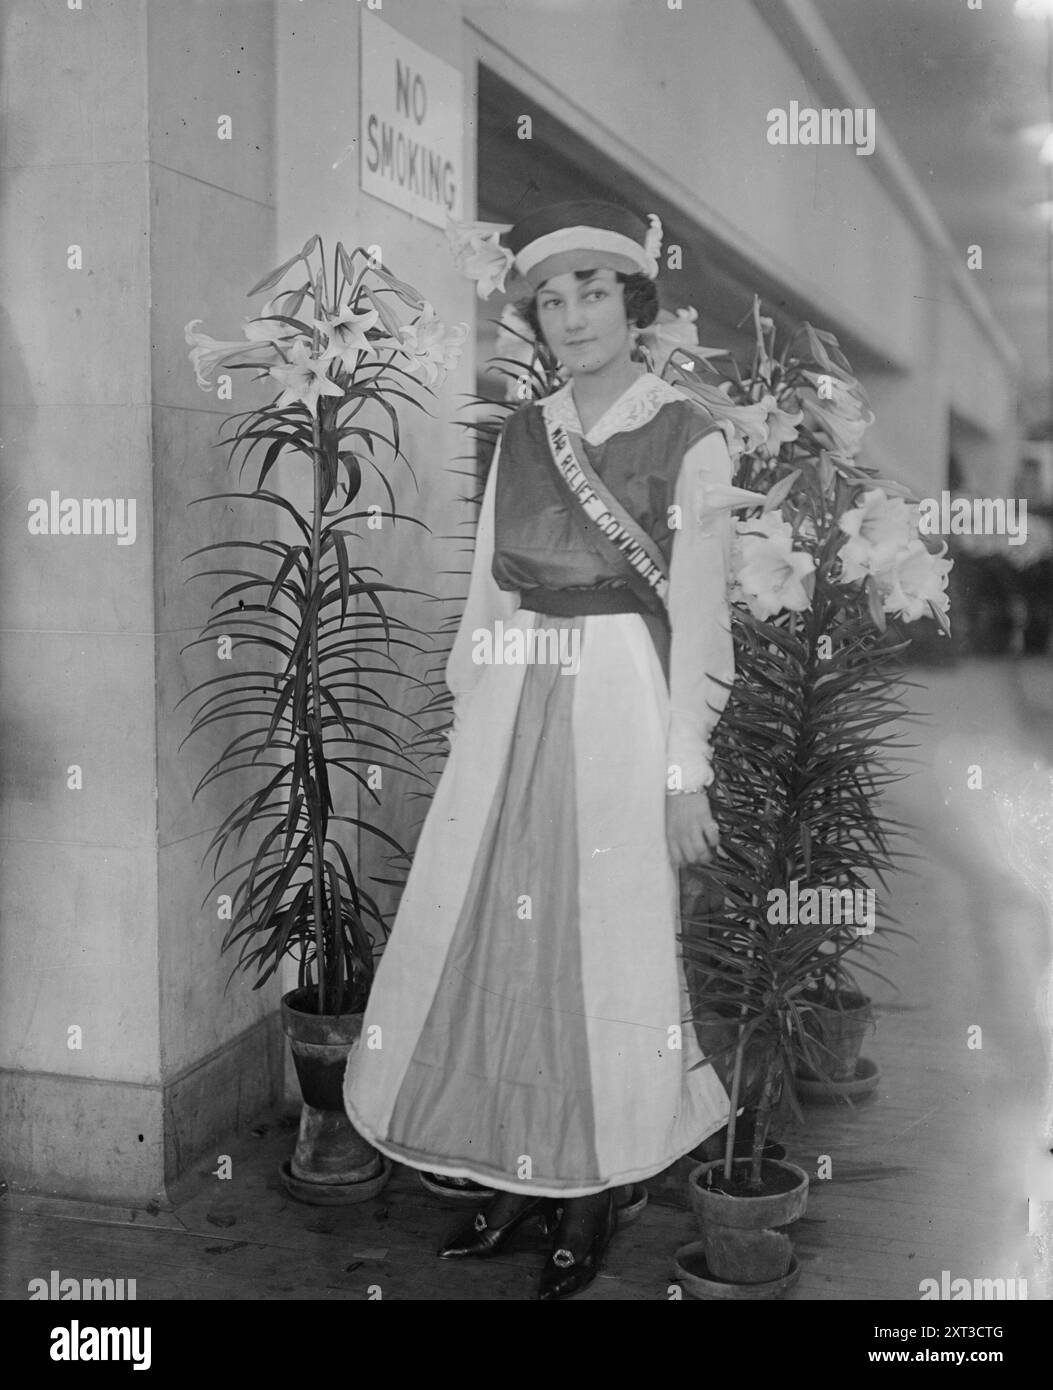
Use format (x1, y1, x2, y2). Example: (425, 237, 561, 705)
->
(437, 1193, 548, 1259)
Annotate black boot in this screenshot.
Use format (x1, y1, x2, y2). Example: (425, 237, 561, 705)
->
(437, 1193, 552, 1259)
(537, 1190, 617, 1300)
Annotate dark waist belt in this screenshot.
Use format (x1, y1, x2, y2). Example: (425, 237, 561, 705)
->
(518, 585, 654, 617)
(518, 585, 670, 680)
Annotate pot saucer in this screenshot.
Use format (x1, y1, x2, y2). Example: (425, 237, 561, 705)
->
(279, 1155, 392, 1205)
(672, 1242, 801, 1300)
(417, 1170, 497, 1206)
(794, 1055, 880, 1104)
(615, 1182, 649, 1226)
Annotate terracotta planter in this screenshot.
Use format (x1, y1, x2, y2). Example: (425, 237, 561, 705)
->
(688, 1158, 809, 1287)
(798, 990, 873, 1083)
(280, 987, 389, 1202)
(672, 1243, 801, 1300)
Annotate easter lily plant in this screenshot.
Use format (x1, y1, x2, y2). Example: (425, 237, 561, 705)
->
(662, 297, 951, 1199)
(183, 236, 468, 1021)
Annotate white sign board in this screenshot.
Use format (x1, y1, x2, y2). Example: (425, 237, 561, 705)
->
(359, 11, 464, 228)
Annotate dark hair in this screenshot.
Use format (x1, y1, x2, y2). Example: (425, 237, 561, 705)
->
(519, 269, 659, 345)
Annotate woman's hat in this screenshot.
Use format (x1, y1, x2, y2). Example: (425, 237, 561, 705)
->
(446, 201, 663, 300)
(506, 201, 662, 290)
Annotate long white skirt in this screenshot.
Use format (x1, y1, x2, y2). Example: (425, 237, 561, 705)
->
(343, 608, 729, 1197)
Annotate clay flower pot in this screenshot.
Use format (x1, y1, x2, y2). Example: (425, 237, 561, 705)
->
(796, 989, 876, 1094)
(279, 987, 392, 1204)
(687, 1158, 809, 1290)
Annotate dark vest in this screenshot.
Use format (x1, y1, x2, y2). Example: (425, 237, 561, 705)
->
(492, 393, 719, 594)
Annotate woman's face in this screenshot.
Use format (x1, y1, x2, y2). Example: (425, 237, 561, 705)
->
(534, 268, 633, 378)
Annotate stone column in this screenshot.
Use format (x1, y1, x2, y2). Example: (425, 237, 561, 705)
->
(0, 0, 283, 1204)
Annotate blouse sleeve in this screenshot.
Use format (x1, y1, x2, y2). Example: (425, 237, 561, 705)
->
(666, 427, 737, 792)
(444, 436, 520, 740)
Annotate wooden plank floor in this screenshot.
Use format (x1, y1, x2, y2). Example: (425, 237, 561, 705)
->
(1, 1126, 695, 1302)
(2, 658, 1049, 1301)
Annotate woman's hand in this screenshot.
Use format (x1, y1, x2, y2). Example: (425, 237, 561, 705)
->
(666, 790, 720, 868)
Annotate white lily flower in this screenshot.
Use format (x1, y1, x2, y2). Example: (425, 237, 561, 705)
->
(758, 393, 804, 457)
(838, 489, 920, 582)
(314, 305, 387, 374)
(243, 297, 303, 345)
(699, 482, 769, 516)
(185, 319, 278, 392)
(397, 302, 469, 387)
(445, 217, 516, 300)
(876, 539, 953, 624)
(267, 339, 343, 415)
(735, 531, 817, 619)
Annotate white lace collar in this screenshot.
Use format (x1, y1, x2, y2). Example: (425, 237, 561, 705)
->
(540, 372, 687, 446)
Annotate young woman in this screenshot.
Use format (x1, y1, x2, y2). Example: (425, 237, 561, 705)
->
(344, 201, 736, 1300)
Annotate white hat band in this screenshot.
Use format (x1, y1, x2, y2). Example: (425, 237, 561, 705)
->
(514, 226, 658, 282)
